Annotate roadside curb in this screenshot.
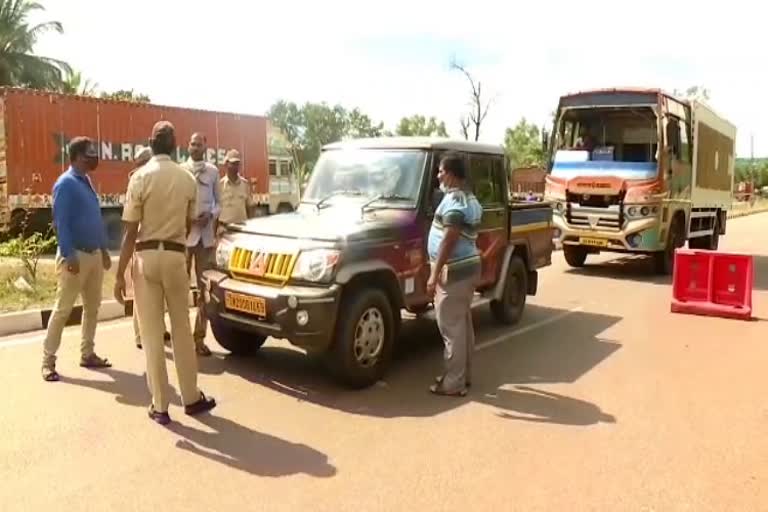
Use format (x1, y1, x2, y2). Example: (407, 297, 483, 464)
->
(0, 291, 198, 338)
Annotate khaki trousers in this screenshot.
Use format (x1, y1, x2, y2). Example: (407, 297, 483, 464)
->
(434, 269, 479, 392)
(134, 249, 200, 412)
(186, 242, 214, 344)
(42, 250, 103, 368)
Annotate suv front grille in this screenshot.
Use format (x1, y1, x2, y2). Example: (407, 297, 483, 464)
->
(229, 247, 297, 285)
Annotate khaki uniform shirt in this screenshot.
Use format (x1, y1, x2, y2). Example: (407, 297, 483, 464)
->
(123, 155, 197, 244)
(218, 175, 254, 225)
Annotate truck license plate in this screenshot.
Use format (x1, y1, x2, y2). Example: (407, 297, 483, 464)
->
(579, 237, 608, 248)
(224, 292, 266, 317)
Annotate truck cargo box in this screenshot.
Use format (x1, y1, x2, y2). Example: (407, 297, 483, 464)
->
(691, 100, 736, 209)
(0, 87, 270, 237)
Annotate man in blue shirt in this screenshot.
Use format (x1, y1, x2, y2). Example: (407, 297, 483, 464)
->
(42, 137, 113, 381)
(426, 152, 483, 396)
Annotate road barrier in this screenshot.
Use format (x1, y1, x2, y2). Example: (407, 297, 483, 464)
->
(671, 249, 754, 321)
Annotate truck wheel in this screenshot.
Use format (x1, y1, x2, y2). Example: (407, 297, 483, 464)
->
(563, 245, 588, 267)
(328, 287, 395, 389)
(103, 211, 123, 251)
(654, 216, 685, 275)
(688, 215, 720, 251)
(210, 317, 266, 356)
(491, 255, 527, 325)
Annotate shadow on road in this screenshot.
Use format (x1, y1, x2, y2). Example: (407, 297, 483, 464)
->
(167, 415, 337, 479)
(493, 385, 616, 425)
(198, 304, 621, 424)
(565, 255, 671, 285)
(61, 368, 181, 408)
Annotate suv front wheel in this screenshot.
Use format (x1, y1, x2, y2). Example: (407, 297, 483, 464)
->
(327, 287, 395, 389)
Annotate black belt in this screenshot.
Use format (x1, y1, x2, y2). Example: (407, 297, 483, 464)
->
(135, 240, 186, 253)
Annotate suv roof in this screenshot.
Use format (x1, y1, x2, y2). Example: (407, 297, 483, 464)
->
(322, 136, 504, 155)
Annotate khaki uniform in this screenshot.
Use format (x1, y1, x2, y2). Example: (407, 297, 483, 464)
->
(123, 154, 201, 412)
(218, 174, 254, 230)
(125, 165, 167, 347)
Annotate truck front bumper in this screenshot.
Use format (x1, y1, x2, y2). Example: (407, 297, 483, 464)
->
(552, 214, 664, 252)
(202, 270, 341, 352)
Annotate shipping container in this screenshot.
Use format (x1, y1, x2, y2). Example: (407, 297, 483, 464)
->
(0, 87, 299, 247)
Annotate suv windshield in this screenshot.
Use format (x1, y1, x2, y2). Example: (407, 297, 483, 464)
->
(302, 149, 427, 208)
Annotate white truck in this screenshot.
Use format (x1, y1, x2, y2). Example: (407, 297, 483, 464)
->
(544, 88, 736, 274)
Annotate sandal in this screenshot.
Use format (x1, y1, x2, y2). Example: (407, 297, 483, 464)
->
(185, 392, 217, 416)
(429, 383, 468, 397)
(195, 343, 212, 357)
(79, 354, 112, 368)
(435, 376, 472, 388)
(148, 406, 171, 425)
(42, 367, 60, 382)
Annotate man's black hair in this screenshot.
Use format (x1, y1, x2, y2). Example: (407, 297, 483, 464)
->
(439, 152, 466, 180)
(150, 121, 176, 156)
(68, 136, 93, 163)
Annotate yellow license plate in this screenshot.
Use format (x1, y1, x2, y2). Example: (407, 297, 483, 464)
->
(580, 237, 609, 248)
(224, 292, 266, 317)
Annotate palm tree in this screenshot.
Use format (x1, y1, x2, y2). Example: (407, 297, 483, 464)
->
(60, 69, 98, 96)
(0, 0, 71, 89)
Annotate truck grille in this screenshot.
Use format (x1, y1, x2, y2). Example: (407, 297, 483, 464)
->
(567, 211, 623, 231)
(229, 247, 297, 285)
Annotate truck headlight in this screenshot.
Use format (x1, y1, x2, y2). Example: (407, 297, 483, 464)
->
(292, 249, 340, 282)
(215, 238, 234, 269)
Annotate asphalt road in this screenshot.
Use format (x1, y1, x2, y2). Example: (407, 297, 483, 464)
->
(1, 213, 766, 512)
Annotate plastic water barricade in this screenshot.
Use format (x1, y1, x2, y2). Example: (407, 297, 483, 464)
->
(671, 249, 753, 320)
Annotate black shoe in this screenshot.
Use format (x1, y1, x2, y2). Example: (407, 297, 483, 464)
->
(185, 392, 216, 416)
(163, 331, 171, 341)
(148, 407, 171, 425)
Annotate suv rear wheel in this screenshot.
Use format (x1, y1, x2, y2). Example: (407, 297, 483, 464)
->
(327, 287, 395, 389)
(490, 255, 527, 325)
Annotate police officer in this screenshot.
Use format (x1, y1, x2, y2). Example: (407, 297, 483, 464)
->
(126, 146, 170, 349)
(217, 149, 255, 234)
(114, 121, 216, 425)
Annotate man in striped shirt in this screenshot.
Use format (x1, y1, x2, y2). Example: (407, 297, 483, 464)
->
(426, 153, 483, 397)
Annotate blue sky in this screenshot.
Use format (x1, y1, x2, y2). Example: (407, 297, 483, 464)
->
(31, 0, 766, 156)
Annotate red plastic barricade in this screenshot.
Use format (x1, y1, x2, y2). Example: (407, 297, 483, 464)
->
(671, 249, 753, 320)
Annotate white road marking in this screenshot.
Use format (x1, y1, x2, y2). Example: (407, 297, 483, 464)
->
(474, 306, 584, 352)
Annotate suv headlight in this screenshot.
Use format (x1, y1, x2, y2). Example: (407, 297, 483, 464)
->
(291, 249, 340, 283)
(215, 237, 234, 269)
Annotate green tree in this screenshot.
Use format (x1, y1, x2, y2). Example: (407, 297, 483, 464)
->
(101, 89, 150, 103)
(59, 69, 97, 96)
(504, 118, 545, 169)
(394, 115, 448, 137)
(0, 0, 71, 89)
(268, 100, 384, 179)
(673, 85, 711, 102)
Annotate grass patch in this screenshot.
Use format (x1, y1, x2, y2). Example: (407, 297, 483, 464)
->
(0, 257, 117, 314)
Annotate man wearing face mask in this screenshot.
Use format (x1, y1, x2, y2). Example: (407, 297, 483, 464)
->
(426, 152, 483, 397)
(41, 137, 112, 381)
(182, 133, 220, 356)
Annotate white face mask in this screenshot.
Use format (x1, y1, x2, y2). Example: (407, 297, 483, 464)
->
(439, 182, 448, 193)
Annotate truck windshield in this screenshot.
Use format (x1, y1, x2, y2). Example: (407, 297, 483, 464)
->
(550, 106, 660, 180)
(302, 149, 427, 208)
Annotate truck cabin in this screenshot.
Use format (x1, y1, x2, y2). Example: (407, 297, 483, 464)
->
(548, 90, 688, 183)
